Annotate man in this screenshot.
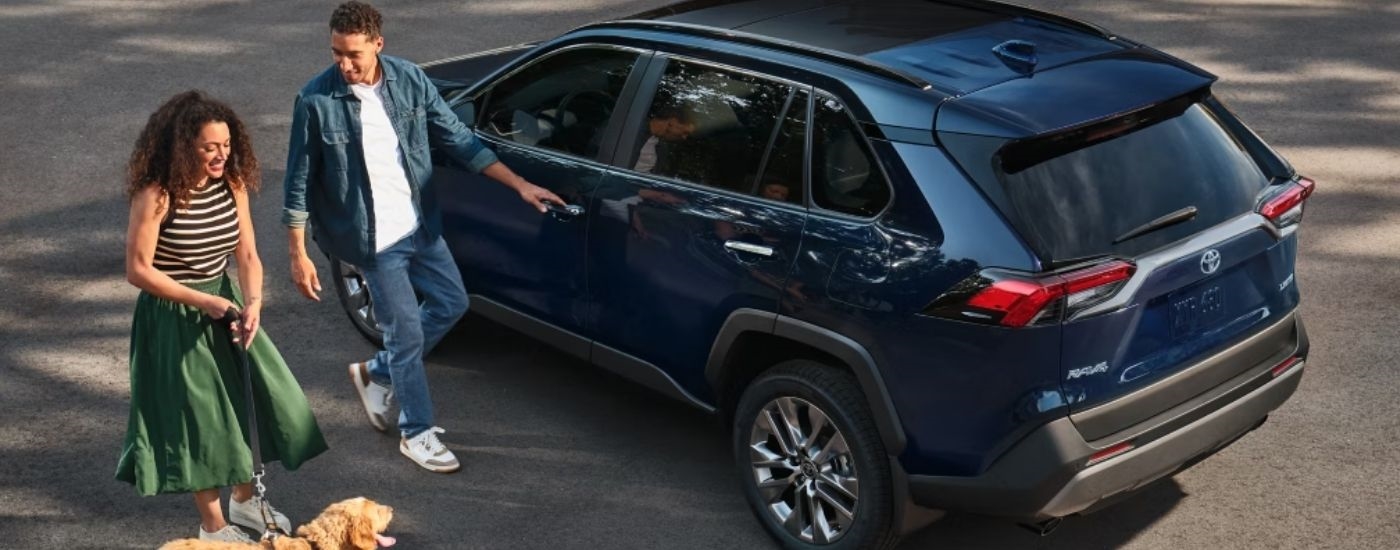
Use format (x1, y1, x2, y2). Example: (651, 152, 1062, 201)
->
(631, 104, 695, 176)
(283, 1, 562, 473)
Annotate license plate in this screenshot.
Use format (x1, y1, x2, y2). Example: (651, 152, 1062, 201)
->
(1170, 285, 1226, 339)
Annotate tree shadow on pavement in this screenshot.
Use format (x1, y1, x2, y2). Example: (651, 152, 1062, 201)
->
(2, 0, 1398, 548)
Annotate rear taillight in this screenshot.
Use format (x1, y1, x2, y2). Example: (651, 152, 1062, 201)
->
(1258, 176, 1316, 226)
(924, 260, 1136, 327)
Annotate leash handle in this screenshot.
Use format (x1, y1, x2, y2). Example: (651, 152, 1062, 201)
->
(218, 306, 242, 326)
(221, 305, 287, 537)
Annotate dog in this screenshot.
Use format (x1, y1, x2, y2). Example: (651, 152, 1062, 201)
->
(159, 497, 396, 550)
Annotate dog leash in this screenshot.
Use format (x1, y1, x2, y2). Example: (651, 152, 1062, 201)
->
(220, 307, 290, 541)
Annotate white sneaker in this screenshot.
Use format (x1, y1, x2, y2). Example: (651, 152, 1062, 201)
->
(229, 494, 292, 534)
(400, 427, 460, 473)
(349, 361, 393, 432)
(199, 524, 255, 543)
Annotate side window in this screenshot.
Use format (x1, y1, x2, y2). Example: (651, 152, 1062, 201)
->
(811, 95, 890, 217)
(480, 47, 637, 158)
(629, 59, 791, 195)
(753, 89, 808, 206)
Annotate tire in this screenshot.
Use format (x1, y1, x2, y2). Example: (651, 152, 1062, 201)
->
(329, 256, 385, 347)
(732, 360, 898, 550)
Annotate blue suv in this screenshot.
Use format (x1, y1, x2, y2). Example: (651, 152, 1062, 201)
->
(328, 1, 1314, 547)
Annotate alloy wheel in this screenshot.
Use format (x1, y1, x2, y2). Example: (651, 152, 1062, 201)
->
(333, 258, 382, 341)
(749, 396, 860, 544)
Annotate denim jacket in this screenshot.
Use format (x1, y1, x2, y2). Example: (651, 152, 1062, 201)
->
(282, 54, 498, 268)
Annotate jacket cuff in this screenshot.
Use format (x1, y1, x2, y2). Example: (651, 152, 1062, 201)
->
(467, 148, 499, 173)
(283, 208, 309, 228)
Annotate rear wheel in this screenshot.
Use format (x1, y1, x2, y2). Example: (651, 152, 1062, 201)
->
(733, 361, 898, 550)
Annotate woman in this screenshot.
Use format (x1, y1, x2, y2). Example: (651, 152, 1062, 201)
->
(116, 90, 328, 542)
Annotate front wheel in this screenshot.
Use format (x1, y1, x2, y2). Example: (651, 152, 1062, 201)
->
(329, 256, 384, 346)
(733, 361, 898, 550)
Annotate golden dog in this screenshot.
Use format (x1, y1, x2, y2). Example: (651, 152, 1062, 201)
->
(159, 497, 395, 550)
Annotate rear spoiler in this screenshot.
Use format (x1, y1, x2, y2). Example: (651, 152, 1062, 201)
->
(935, 49, 1217, 140)
(999, 88, 1206, 174)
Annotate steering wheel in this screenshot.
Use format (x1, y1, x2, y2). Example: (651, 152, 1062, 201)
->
(551, 89, 616, 129)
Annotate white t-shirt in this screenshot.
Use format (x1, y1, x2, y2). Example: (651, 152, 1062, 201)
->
(350, 79, 419, 251)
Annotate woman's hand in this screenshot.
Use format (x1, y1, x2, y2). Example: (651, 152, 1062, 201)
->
(199, 294, 239, 320)
(198, 295, 248, 346)
(236, 301, 261, 349)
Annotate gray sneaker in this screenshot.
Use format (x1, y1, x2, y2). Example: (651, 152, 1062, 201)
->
(198, 524, 255, 543)
(229, 494, 292, 534)
(400, 427, 461, 473)
(349, 361, 393, 432)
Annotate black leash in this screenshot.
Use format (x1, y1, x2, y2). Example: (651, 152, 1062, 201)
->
(219, 307, 289, 540)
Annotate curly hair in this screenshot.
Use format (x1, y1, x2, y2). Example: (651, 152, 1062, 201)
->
(125, 90, 259, 211)
(330, 1, 383, 39)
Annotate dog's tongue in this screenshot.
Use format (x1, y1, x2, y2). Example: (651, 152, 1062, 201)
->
(376, 533, 397, 547)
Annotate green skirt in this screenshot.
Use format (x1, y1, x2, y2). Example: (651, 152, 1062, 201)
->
(115, 273, 328, 496)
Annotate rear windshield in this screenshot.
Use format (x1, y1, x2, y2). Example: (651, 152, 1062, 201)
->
(945, 99, 1273, 265)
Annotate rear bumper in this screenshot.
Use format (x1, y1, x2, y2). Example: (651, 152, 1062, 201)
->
(908, 314, 1308, 520)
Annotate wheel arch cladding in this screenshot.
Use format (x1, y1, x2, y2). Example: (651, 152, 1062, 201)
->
(706, 309, 908, 456)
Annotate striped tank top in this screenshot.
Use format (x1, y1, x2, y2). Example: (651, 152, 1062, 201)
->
(154, 179, 240, 283)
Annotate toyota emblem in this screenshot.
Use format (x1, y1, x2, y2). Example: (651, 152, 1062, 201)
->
(1200, 249, 1222, 274)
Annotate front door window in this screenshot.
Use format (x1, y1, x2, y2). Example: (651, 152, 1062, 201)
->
(480, 47, 638, 159)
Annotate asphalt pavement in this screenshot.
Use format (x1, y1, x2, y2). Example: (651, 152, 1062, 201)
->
(1, 1, 1396, 549)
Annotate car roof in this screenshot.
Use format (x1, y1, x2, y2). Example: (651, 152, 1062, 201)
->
(618, 0, 1132, 95)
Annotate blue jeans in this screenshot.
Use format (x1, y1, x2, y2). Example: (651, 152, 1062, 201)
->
(359, 227, 468, 439)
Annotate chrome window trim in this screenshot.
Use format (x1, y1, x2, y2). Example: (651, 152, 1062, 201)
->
(805, 91, 897, 222)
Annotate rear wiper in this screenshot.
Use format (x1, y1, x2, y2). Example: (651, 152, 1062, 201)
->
(1112, 206, 1198, 244)
(1047, 253, 1110, 270)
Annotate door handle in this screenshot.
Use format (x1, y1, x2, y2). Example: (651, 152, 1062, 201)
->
(542, 200, 586, 219)
(724, 240, 774, 257)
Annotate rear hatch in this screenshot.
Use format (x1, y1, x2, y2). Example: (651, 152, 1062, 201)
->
(936, 53, 1310, 438)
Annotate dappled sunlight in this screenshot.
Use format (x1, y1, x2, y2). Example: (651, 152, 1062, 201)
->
(1285, 147, 1400, 182)
(0, 4, 68, 18)
(1160, 53, 1400, 93)
(0, 0, 1393, 547)
(1308, 219, 1400, 260)
(1080, 0, 1350, 20)
(449, 0, 641, 17)
(67, 278, 140, 306)
(1169, 0, 1351, 7)
(0, 487, 74, 517)
(16, 345, 131, 399)
(249, 112, 295, 131)
(14, 59, 91, 90)
(454, 444, 613, 465)
(0, 0, 239, 23)
(114, 35, 251, 56)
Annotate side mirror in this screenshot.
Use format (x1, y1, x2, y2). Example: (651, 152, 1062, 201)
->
(452, 99, 477, 127)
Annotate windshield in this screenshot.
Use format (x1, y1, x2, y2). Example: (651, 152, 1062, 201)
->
(949, 101, 1272, 264)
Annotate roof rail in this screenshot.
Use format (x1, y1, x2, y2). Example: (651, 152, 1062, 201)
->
(574, 20, 936, 92)
(932, 0, 1118, 40)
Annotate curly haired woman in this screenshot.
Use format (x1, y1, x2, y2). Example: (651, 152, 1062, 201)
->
(116, 90, 328, 543)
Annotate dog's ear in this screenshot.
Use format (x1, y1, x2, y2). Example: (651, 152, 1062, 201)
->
(349, 509, 378, 550)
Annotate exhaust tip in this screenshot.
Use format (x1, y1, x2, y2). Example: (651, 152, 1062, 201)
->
(1020, 517, 1063, 536)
